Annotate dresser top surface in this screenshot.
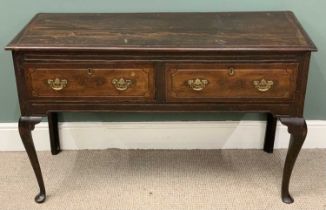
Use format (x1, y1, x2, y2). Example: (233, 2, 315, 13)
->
(6, 12, 316, 52)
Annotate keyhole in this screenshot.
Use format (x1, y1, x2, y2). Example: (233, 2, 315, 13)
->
(88, 68, 93, 76)
(228, 67, 235, 76)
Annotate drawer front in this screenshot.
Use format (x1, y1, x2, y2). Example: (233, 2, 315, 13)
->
(25, 63, 155, 100)
(166, 63, 298, 102)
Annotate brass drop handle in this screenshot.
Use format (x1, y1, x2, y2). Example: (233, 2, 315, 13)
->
(187, 78, 209, 91)
(47, 78, 68, 91)
(112, 78, 132, 91)
(253, 79, 274, 92)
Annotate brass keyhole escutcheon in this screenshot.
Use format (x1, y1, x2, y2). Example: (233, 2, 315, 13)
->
(228, 67, 235, 76)
(87, 68, 93, 76)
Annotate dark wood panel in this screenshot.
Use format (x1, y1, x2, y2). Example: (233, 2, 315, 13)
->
(22, 51, 302, 63)
(27, 102, 296, 116)
(6, 12, 316, 51)
(166, 63, 298, 102)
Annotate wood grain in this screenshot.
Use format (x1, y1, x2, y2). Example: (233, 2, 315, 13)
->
(6, 12, 316, 52)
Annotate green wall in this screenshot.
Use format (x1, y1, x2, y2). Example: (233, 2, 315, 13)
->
(0, 0, 325, 122)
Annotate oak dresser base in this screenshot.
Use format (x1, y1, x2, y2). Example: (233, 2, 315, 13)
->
(6, 12, 317, 204)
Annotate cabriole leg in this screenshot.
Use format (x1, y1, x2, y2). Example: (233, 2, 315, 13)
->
(279, 117, 307, 204)
(18, 116, 46, 203)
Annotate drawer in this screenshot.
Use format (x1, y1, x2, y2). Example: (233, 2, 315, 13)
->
(25, 63, 155, 101)
(166, 63, 298, 102)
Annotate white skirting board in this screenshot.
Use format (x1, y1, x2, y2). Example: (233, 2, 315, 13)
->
(0, 121, 325, 151)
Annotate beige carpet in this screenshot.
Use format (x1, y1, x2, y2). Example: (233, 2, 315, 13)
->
(0, 149, 325, 210)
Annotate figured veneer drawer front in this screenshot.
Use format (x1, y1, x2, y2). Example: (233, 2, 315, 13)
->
(166, 63, 298, 102)
(25, 64, 155, 100)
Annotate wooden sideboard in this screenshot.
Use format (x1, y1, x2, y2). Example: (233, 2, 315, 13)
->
(6, 12, 317, 204)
